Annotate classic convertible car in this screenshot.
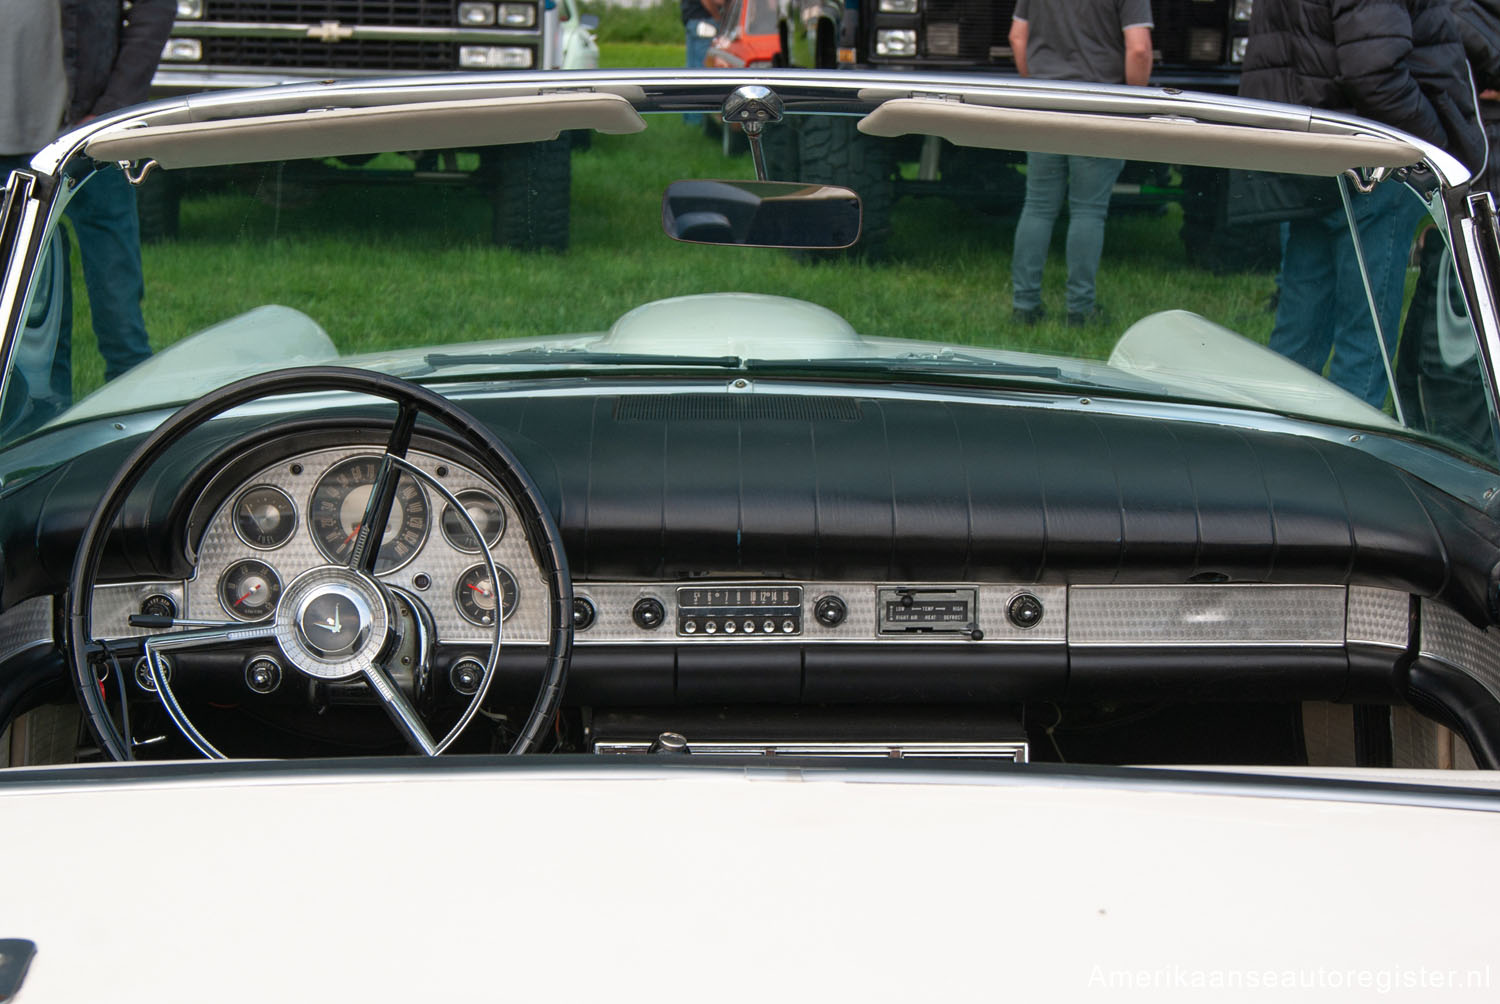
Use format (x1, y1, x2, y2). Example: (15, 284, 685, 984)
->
(1, 69, 1499, 998)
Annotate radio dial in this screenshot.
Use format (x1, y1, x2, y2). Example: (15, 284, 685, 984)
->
(632, 597, 666, 630)
(814, 595, 848, 627)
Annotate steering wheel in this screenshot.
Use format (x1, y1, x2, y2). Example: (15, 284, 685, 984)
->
(65, 367, 573, 760)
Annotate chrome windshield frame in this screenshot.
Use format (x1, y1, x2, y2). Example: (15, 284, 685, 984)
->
(2, 68, 1497, 474)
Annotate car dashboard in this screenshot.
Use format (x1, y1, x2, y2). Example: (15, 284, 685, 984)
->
(4, 383, 1500, 766)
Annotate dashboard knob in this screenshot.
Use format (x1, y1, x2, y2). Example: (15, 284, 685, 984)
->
(648, 731, 689, 755)
(132, 655, 172, 692)
(1007, 592, 1044, 629)
(450, 657, 485, 696)
(245, 656, 282, 695)
(814, 595, 848, 627)
(572, 596, 597, 631)
(632, 597, 666, 630)
(140, 593, 177, 620)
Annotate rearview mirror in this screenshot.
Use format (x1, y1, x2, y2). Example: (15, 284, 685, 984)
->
(661, 180, 862, 249)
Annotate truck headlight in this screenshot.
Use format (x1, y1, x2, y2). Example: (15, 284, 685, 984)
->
(459, 45, 534, 69)
(1231, 37, 1249, 62)
(458, 2, 496, 25)
(176, 0, 204, 18)
(878, 0, 920, 12)
(161, 38, 202, 62)
(875, 29, 917, 58)
(1188, 28, 1221, 62)
(1233, 0, 1254, 22)
(497, 3, 537, 27)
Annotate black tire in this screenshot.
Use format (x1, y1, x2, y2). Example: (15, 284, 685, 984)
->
(760, 121, 799, 181)
(487, 137, 571, 252)
(135, 170, 181, 243)
(795, 116, 894, 259)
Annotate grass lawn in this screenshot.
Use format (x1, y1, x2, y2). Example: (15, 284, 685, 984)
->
(61, 58, 1279, 400)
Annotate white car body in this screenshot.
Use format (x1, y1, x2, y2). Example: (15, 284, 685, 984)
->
(1, 759, 1497, 1002)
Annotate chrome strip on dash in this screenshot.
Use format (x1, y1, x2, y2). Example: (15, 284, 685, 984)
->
(1069, 584, 1347, 647)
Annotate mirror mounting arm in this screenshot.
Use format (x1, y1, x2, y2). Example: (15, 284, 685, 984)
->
(722, 85, 785, 183)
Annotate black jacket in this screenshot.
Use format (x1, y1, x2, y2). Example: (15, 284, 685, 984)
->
(60, 0, 174, 125)
(1241, 0, 1485, 169)
(1452, 0, 1500, 87)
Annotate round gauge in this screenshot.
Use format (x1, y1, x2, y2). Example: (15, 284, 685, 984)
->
(455, 564, 519, 626)
(219, 558, 283, 621)
(308, 456, 429, 573)
(441, 489, 506, 553)
(232, 485, 297, 549)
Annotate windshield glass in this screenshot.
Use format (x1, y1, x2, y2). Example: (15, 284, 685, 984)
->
(3, 104, 1495, 468)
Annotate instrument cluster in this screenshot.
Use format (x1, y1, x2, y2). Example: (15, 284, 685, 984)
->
(187, 447, 548, 644)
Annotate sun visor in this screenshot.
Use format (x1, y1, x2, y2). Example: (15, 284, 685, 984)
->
(84, 92, 646, 169)
(858, 99, 1423, 176)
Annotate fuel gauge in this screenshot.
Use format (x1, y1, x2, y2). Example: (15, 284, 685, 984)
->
(219, 558, 283, 621)
(455, 564, 518, 626)
(233, 485, 297, 549)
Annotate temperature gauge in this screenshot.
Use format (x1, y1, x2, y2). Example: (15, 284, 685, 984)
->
(219, 559, 283, 621)
(455, 564, 518, 626)
(441, 489, 506, 552)
(233, 485, 297, 549)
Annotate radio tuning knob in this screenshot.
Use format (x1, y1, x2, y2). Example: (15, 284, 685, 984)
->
(814, 595, 847, 627)
(572, 596, 597, 631)
(632, 597, 665, 630)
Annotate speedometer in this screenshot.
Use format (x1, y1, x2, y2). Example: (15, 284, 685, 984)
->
(308, 456, 429, 573)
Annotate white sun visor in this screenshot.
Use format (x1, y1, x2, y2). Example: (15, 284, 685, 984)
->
(83, 92, 646, 170)
(858, 99, 1424, 176)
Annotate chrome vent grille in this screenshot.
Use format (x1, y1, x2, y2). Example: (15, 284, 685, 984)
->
(203, 1, 452, 26)
(201, 38, 456, 71)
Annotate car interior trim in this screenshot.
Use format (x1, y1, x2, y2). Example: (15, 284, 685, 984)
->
(857, 98, 1425, 176)
(83, 92, 647, 170)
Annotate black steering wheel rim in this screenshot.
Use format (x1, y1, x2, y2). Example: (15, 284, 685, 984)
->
(65, 365, 573, 760)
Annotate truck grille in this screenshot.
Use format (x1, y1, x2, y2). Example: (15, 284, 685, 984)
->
(874, 0, 1232, 70)
(203, 1, 452, 26)
(202, 38, 456, 71)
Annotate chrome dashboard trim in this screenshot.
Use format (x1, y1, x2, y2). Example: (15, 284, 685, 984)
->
(91, 582, 187, 640)
(1419, 600, 1500, 705)
(1346, 586, 1411, 649)
(72, 582, 1443, 652)
(1068, 584, 1347, 648)
(593, 740, 1029, 761)
(0, 595, 52, 666)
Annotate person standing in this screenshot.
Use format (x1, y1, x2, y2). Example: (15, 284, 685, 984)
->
(1009, 0, 1153, 326)
(1240, 0, 1484, 409)
(682, 0, 723, 126)
(1, 0, 172, 426)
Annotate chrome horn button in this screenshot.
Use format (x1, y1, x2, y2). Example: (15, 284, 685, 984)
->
(295, 584, 372, 659)
(274, 566, 391, 680)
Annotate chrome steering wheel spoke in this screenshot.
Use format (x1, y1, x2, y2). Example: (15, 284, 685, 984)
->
(141, 622, 279, 759)
(362, 660, 439, 756)
(347, 403, 418, 575)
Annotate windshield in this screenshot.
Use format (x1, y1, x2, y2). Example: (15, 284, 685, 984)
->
(3, 95, 1495, 469)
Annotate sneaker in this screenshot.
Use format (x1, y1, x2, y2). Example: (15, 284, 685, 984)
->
(1066, 305, 1107, 327)
(1013, 305, 1046, 325)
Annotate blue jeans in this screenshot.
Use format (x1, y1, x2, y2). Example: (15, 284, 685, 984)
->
(683, 19, 715, 126)
(65, 164, 154, 383)
(1011, 153, 1124, 314)
(1270, 181, 1425, 408)
(0, 157, 152, 414)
